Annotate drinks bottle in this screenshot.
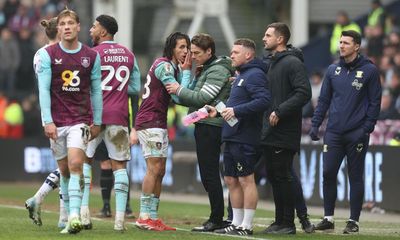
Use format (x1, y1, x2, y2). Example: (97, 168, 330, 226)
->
(215, 101, 238, 127)
(182, 106, 211, 126)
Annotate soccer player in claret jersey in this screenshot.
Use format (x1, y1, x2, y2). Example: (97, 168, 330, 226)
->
(26, 17, 68, 229)
(82, 14, 141, 231)
(133, 32, 191, 231)
(36, 8, 102, 234)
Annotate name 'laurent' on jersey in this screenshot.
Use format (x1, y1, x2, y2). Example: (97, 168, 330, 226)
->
(104, 55, 129, 63)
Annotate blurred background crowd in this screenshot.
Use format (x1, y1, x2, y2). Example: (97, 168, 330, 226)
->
(0, 0, 399, 146)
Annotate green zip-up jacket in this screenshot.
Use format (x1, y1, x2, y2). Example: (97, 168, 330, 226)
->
(177, 56, 234, 127)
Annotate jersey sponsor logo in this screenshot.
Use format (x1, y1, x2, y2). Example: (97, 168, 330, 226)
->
(356, 71, 363, 78)
(351, 79, 363, 90)
(55, 58, 62, 65)
(81, 57, 90, 68)
(61, 70, 81, 92)
(104, 48, 126, 54)
(335, 67, 341, 75)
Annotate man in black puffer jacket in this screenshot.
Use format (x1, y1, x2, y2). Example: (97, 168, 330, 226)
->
(262, 45, 315, 234)
(260, 22, 312, 235)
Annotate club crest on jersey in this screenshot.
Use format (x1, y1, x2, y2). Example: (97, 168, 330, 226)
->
(335, 67, 341, 75)
(351, 79, 363, 90)
(355, 71, 363, 78)
(81, 57, 90, 68)
(164, 63, 173, 75)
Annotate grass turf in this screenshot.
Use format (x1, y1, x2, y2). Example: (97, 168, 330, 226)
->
(0, 182, 399, 240)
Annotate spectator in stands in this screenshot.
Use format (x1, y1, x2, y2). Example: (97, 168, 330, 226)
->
(389, 131, 400, 146)
(364, 0, 386, 59)
(387, 31, 400, 47)
(366, 0, 386, 31)
(330, 10, 361, 58)
(3, 0, 20, 24)
(310, 71, 323, 108)
(7, 3, 37, 34)
(0, 91, 9, 138)
(379, 55, 394, 87)
(16, 27, 35, 95)
(0, 27, 20, 95)
(378, 89, 400, 120)
(4, 97, 23, 138)
(21, 93, 41, 137)
(303, 71, 323, 118)
(0, 2, 6, 31)
(388, 67, 400, 101)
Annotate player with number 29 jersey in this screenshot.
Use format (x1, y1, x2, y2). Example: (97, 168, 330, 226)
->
(92, 41, 140, 126)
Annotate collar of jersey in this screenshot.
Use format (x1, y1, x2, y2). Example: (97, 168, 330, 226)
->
(100, 41, 116, 44)
(58, 42, 82, 54)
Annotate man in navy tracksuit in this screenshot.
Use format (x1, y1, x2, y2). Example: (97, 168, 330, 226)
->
(310, 30, 381, 234)
(209, 38, 270, 235)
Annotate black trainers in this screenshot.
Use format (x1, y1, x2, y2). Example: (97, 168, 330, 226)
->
(315, 218, 334, 232)
(214, 224, 237, 234)
(97, 204, 112, 218)
(271, 224, 296, 234)
(343, 220, 359, 234)
(262, 221, 281, 233)
(299, 214, 315, 233)
(227, 226, 253, 236)
(192, 220, 223, 232)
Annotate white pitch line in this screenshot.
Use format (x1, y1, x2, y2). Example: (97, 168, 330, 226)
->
(0, 204, 271, 240)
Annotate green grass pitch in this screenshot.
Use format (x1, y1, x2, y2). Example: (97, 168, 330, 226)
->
(0, 182, 399, 240)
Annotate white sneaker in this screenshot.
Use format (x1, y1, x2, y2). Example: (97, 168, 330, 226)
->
(25, 197, 42, 226)
(114, 219, 127, 232)
(80, 207, 92, 229)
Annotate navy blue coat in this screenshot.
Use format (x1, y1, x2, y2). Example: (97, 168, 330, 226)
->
(222, 58, 271, 145)
(311, 55, 382, 134)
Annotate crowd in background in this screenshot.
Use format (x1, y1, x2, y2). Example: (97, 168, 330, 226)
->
(0, 0, 399, 144)
(0, 0, 69, 138)
(303, 0, 400, 145)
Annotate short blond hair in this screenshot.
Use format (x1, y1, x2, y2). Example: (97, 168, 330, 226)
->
(57, 8, 80, 24)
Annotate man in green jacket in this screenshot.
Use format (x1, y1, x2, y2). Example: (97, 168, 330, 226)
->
(166, 33, 234, 232)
